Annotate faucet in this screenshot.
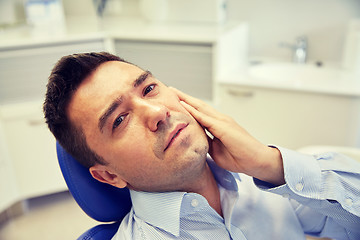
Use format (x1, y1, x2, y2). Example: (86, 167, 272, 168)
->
(93, 0, 108, 18)
(280, 36, 308, 64)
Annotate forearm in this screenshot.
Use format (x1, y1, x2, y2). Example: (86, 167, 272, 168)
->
(254, 147, 360, 238)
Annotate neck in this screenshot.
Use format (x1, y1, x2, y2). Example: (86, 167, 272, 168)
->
(187, 163, 223, 217)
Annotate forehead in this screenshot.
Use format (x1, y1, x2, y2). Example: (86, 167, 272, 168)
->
(76, 60, 143, 101)
(89, 61, 144, 87)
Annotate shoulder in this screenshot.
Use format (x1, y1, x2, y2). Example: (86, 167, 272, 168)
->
(112, 209, 169, 240)
(112, 210, 140, 240)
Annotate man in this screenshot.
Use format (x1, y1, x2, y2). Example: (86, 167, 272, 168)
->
(44, 52, 360, 239)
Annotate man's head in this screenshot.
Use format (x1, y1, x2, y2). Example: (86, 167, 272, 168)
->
(44, 52, 209, 192)
(44, 52, 126, 168)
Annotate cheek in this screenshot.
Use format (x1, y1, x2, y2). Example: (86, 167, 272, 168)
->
(113, 136, 149, 159)
(162, 93, 189, 114)
(109, 142, 150, 175)
(111, 128, 157, 163)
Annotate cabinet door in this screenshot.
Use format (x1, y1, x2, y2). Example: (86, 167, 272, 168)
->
(0, 40, 105, 104)
(115, 40, 213, 101)
(0, 101, 66, 199)
(219, 84, 360, 149)
(0, 41, 106, 201)
(0, 121, 18, 212)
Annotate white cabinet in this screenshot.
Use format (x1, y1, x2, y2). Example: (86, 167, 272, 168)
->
(0, 39, 105, 104)
(218, 84, 360, 149)
(0, 40, 106, 203)
(0, 101, 67, 200)
(0, 121, 18, 213)
(115, 40, 213, 100)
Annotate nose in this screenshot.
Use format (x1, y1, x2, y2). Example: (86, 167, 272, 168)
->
(135, 99, 170, 132)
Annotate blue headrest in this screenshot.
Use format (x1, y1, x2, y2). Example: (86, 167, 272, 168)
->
(56, 142, 132, 222)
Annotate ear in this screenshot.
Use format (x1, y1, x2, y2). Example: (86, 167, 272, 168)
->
(89, 164, 127, 189)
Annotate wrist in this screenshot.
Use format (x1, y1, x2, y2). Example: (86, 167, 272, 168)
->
(253, 146, 285, 186)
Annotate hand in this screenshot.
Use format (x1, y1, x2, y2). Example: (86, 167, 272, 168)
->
(171, 87, 285, 186)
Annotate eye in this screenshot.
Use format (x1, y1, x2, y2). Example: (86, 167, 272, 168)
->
(143, 84, 155, 96)
(113, 114, 125, 130)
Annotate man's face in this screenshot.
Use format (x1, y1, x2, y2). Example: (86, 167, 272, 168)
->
(67, 61, 209, 192)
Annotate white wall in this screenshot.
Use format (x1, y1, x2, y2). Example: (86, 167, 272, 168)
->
(81, 0, 360, 64)
(16, 0, 360, 64)
(227, 0, 360, 63)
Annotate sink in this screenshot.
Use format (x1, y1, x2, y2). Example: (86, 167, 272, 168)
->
(248, 62, 354, 82)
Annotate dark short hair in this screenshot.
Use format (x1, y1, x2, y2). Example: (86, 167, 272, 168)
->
(43, 52, 129, 168)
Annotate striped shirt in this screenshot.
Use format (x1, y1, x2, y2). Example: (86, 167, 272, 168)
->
(112, 147, 360, 239)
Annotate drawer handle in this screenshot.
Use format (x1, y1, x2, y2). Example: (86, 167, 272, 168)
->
(227, 89, 254, 98)
(28, 119, 45, 126)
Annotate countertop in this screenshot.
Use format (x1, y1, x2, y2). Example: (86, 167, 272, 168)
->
(218, 66, 360, 97)
(0, 17, 243, 50)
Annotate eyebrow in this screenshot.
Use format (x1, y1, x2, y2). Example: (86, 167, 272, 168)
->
(134, 70, 152, 87)
(98, 70, 152, 133)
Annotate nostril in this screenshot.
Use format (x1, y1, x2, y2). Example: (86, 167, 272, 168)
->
(153, 119, 165, 132)
(146, 105, 170, 131)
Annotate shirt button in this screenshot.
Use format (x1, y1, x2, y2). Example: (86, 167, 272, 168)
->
(295, 183, 304, 191)
(345, 198, 353, 207)
(191, 199, 199, 207)
(282, 193, 290, 198)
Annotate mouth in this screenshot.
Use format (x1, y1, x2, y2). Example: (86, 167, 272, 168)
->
(164, 123, 189, 151)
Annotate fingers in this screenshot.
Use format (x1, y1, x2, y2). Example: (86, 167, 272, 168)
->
(179, 100, 214, 129)
(169, 87, 203, 109)
(170, 87, 231, 137)
(169, 87, 219, 119)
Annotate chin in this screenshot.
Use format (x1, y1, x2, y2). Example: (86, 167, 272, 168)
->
(187, 142, 209, 171)
(194, 142, 209, 158)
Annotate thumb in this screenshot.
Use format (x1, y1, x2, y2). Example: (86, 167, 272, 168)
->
(209, 138, 227, 162)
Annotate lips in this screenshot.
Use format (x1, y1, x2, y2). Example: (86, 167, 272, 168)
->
(164, 123, 188, 151)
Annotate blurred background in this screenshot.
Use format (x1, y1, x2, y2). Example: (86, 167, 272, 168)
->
(0, 0, 359, 239)
(1, 0, 360, 61)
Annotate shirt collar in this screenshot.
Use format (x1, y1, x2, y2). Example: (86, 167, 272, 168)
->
(129, 158, 240, 237)
(130, 190, 185, 236)
(207, 159, 240, 191)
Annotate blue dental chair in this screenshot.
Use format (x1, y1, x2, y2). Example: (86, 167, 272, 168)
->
(56, 142, 132, 240)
